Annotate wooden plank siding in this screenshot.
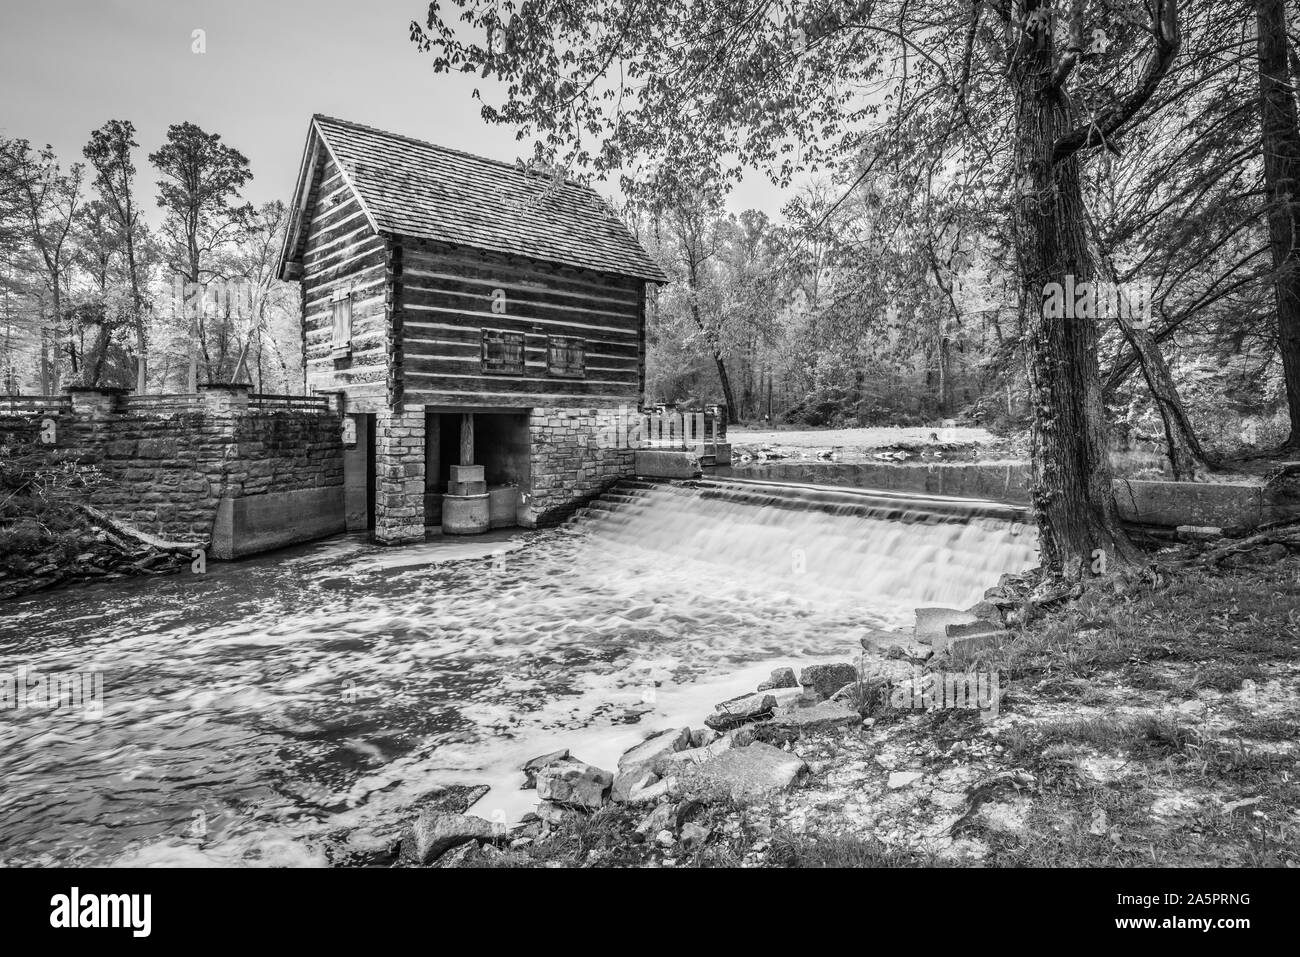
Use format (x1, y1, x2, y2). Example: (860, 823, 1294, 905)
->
(395, 238, 646, 409)
(298, 154, 390, 412)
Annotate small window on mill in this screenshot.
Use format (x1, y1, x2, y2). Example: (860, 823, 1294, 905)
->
(547, 336, 584, 377)
(481, 329, 525, 374)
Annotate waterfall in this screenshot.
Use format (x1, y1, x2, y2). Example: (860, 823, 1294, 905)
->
(576, 477, 1039, 610)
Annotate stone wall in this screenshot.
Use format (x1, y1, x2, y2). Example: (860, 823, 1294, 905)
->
(523, 407, 635, 527)
(374, 404, 426, 545)
(0, 386, 344, 554)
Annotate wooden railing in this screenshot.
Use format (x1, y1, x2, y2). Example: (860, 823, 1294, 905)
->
(249, 393, 331, 413)
(122, 394, 206, 414)
(638, 405, 727, 453)
(0, 395, 73, 415)
(1, 391, 333, 416)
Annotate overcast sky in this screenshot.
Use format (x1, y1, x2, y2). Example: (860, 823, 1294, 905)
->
(0, 0, 788, 225)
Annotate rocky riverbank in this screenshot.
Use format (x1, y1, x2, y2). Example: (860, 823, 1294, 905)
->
(0, 504, 195, 602)
(387, 530, 1300, 868)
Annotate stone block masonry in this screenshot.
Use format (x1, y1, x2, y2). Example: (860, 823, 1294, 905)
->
(374, 404, 426, 545)
(523, 407, 636, 527)
(0, 385, 344, 557)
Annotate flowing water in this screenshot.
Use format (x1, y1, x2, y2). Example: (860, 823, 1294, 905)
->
(0, 477, 1038, 867)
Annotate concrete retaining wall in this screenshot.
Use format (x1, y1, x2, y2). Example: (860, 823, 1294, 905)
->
(1115, 470, 1300, 530)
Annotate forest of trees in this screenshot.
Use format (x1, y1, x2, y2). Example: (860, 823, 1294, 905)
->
(593, 1, 1300, 461)
(0, 120, 303, 396)
(407, 0, 1300, 579)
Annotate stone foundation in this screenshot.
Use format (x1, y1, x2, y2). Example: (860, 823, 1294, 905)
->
(374, 404, 426, 544)
(522, 407, 636, 526)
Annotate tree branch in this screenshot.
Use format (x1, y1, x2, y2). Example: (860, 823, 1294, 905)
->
(1052, 0, 1181, 164)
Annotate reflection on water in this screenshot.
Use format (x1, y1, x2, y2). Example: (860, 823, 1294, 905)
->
(0, 478, 1037, 867)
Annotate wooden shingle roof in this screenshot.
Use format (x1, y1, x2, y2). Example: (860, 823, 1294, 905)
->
(283, 115, 667, 283)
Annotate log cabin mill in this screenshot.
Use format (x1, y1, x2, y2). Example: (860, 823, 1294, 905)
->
(277, 115, 669, 544)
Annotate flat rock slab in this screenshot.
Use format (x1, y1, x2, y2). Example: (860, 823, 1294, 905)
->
(914, 607, 978, 643)
(935, 621, 1004, 655)
(617, 727, 691, 777)
(770, 699, 863, 732)
(705, 693, 776, 731)
(681, 742, 807, 803)
(415, 783, 490, 814)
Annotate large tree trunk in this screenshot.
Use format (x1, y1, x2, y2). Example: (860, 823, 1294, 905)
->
(937, 331, 952, 415)
(1256, 0, 1300, 448)
(187, 241, 201, 392)
(713, 351, 739, 424)
(1013, 38, 1141, 579)
(121, 196, 146, 394)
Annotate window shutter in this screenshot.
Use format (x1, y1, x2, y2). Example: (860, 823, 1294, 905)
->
(547, 336, 584, 377)
(330, 288, 353, 358)
(481, 329, 525, 374)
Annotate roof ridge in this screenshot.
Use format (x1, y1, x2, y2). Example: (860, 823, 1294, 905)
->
(311, 114, 599, 195)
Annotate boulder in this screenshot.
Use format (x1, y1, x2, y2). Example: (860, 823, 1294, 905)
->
(853, 658, 920, 687)
(704, 692, 777, 731)
(399, 811, 503, 865)
(859, 625, 906, 651)
(756, 667, 798, 691)
(689, 727, 719, 749)
(521, 749, 570, 788)
(883, 641, 934, 662)
(610, 769, 658, 804)
(799, 663, 858, 699)
(628, 776, 675, 803)
(680, 822, 711, 852)
(635, 802, 678, 839)
(536, 800, 583, 825)
(617, 727, 691, 778)
(965, 600, 1005, 624)
(667, 729, 739, 768)
(680, 742, 807, 803)
(536, 759, 613, 809)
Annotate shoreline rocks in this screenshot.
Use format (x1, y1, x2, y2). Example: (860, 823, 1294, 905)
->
(799, 663, 858, 699)
(757, 667, 797, 691)
(400, 810, 505, 865)
(704, 692, 776, 731)
(536, 759, 613, 809)
(521, 750, 570, 788)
